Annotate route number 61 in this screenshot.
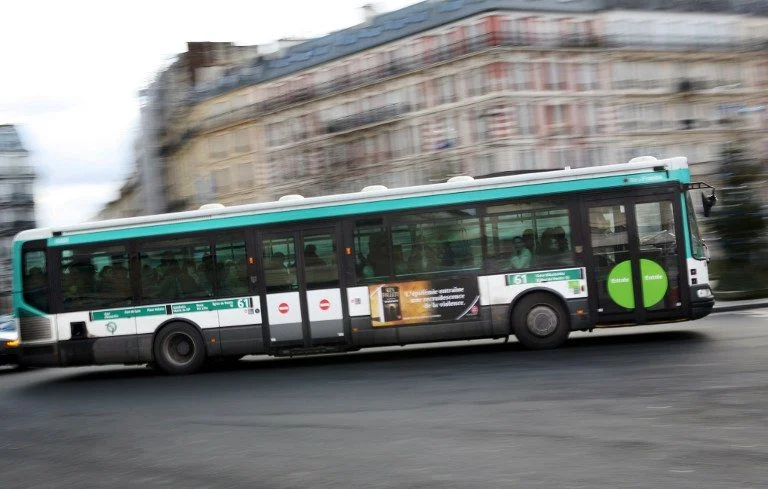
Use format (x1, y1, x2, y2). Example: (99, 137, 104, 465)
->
(511, 274, 528, 285)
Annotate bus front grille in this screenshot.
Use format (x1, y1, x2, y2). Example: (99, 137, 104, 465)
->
(20, 316, 52, 342)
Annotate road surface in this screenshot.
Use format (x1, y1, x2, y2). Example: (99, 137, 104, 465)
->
(1, 311, 766, 488)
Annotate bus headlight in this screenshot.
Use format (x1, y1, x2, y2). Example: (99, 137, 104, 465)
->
(4, 339, 20, 348)
(696, 288, 713, 299)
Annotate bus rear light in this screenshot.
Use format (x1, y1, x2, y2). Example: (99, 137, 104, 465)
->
(576, 309, 585, 316)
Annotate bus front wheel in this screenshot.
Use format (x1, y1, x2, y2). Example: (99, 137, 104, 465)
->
(511, 293, 569, 350)
(153, 323, 206, 375)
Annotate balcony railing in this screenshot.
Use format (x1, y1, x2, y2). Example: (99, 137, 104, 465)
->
(326, 103, 412, 134)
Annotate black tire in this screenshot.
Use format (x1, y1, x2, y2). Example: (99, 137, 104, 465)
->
(511, 292, 570, 350)
(153, 323, 206, 375)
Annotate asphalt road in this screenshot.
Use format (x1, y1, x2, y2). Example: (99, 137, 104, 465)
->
(1, 311, 767, 489)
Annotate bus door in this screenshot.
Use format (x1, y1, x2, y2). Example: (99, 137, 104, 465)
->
(259, 226, 345, 348)
(584, 195, 686, 325)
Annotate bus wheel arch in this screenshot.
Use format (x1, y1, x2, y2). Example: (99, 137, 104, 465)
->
(152, 320, 207, 375)
(509, 290, 570, 350)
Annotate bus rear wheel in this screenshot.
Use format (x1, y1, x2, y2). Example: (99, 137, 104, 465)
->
(153, 323, 206, 375)
(511, 293, 569, 350)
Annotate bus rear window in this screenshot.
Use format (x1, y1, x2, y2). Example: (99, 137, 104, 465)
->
(23, 249, 49, 312)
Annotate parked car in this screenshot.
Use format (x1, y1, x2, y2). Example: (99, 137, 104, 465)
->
(0, 315, 20, 366)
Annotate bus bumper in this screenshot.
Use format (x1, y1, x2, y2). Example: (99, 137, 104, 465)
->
(18, 343, 60, 367)
(690, 284, 715, 319)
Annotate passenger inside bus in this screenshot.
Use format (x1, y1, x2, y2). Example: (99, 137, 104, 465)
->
(510, 236, 532, 270)
(522, 229, 535, 252)
(63, 256, 96, 308)
(303, 245, 325, 267)
(438, 241, 455, 267)
(156, 254, 203, 299)
(537, 228, 571, 267)
(367, 232, 391, 276)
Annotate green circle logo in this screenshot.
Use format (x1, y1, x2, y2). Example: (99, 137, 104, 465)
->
(607, 260, 635, 309)
(639, 258, 668, 308)
(606, 259, 668, 309)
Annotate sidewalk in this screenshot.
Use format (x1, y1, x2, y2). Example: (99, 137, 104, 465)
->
(713, 296, 768, 313)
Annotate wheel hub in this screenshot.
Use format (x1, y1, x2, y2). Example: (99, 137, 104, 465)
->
(526, 305, 558, 337)
(176, 341, 191, 356)
(165, 332, 195, 366)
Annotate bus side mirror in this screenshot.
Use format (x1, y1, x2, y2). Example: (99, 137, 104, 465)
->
(701, 190, 717, 217)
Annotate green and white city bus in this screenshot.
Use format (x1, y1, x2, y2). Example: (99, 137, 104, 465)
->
(12, 156, 715, 374)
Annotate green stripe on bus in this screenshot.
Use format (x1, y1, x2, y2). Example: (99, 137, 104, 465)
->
(91, 298, 250, 320)
(505, 268, 583, 285)
(92, 305, 167, 320)
(46, 169, 692, 247)
(170, 298, 250, 314)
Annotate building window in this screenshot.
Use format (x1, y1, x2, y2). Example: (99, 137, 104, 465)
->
(209, 134, 228, 157)
(234, 128, 250, 152)
(517, 104, 534, 136)
(519, 149, 535, 170)
(545, 105, 569, 135)
(214, 167, 231, 195)
(436, 75, 457, 105)
(238, 162, 254, 190)
(579, 63, 599, 91)
(474, 153, 497, 176)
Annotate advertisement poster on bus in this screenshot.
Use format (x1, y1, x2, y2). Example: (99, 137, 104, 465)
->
(368, 277, 480, 327)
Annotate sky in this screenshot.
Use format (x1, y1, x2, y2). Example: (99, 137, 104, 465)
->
(0, 0, 418, 228)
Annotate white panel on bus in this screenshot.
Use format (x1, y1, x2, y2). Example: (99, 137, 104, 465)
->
(687, 258, 709, 286)
(346, 286, 370, 317)
(306, 289, 343, 322)
(484, 267, 589, 306)
(56, 311, 137, 340)
(59, 311, 140, 340)
(217, 296, 263, 327)
(266, 292, 302, 325)
(477, 276, 490, 307)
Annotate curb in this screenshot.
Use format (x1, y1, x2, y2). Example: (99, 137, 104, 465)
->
(713, 301, 768, 313)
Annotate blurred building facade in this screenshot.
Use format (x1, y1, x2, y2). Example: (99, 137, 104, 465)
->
(0, 125, 36, 296)
(104, 0, 768, 217)
(136, 42, 264, 215)
(95, 171, 141, 220)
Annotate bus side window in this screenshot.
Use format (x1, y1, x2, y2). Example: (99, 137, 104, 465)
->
(60, 246, 133, 312)
(214, 235, 249, 297)
(22, 249, 49, 312)
(485, 201, 574, 272)
(353, 219, 391, 282)
(393, 211, 481, 277)
(138, 238, 212, 302)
